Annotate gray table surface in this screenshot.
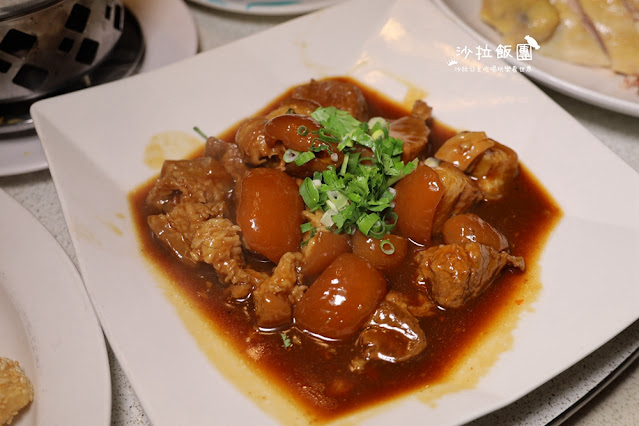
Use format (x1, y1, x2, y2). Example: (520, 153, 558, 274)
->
(1, 2, 638, 425)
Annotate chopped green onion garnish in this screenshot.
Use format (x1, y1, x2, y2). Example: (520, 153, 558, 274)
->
(297, 106, 417, 239)
(380, 240, 395, 255)
(283, 149, 300, 163)
(300, 177, 320, 210)
(371, 129, 385, 140)
(297, 125, 308, 136)
(193, 126, 207, 140)
(281, 332, 292, 348)
(300, 222, 315, 233)
(294, 151, 316, 166)
(357, 213, 381, 236)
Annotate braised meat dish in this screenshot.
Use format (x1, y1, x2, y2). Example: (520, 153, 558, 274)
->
(131, 77, 560, 420)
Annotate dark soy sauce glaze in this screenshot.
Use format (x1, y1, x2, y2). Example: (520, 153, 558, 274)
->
(130, 78, 561, 421)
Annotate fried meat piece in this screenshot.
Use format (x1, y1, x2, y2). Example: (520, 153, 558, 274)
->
(204, 136, 248, 181)
(148, 201, 226, 266)
(146, 157, 233, 213)
(415, 242, 524, 309)
(253, 252, 305, 328)
(0, 357, 33, 425)
(191, 218, 267, 299)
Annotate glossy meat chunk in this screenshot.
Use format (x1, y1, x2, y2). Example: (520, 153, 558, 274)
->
(357, 301, 427, 364)
(235, 117, 284, 166)
(301, 229, 351, 278)
(204, 136, 247, 181)
(467, 141, 519, 200)
(291, 79, 369, 121)
(434, 131, 495, 172)
(415, 242, 525, 309)
(431, 162, 483, 233)
(393, 164, 443, 245)
(441, 213, 509, 251)
(266, 98, 322, 119)
(235, 168, 304, 263)
(265, 114, 342, 177)
(294, 254, 387, 340)
(146, 157, 233, 213)
(388, 100, 432, 162)
(351, 232, 408, 271)
(435, 133, 519, 201)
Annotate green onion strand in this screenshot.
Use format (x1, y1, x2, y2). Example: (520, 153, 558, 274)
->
(380, 240, 395, 255)
(193, 126, 207, 140)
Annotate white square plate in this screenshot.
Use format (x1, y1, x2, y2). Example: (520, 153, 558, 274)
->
(31, 0, 639, 424)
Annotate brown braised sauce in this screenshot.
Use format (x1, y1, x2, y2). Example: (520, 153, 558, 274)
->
(129, 78, 561, 421)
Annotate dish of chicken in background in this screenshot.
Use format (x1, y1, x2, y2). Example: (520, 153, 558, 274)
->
(433, 0, 639, 117)
(0, 0, 197, 177)
(186, 0, 343, 16)
(481, 0, 639, 77)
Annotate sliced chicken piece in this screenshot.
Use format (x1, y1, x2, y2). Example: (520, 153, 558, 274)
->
(625, 0, 639, 19)
(357, 301, 427, 364)
(415, 242, 525, 309)
(146, 157, 233, 214)
(431, 161, 483, 233)
(481, 0, 560, 45)
(540, 0, 610, 67)
(291, 79, 369, 121)
(579, 0, 639, 75)
(253, 252, 304, 328)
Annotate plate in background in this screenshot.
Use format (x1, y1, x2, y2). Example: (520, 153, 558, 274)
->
(432, 0, 639, 117)
(31, 0, 639, 424)
(187, 0, 343, 15)
(0, 188, 111, 426)
(0, 0, 198, 177)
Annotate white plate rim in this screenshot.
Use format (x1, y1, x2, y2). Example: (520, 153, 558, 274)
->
(0, 188, 111, 426)
(431, 0, 639, 118)
(0, 0, 198, 178)
(186, 0, 344, 16)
